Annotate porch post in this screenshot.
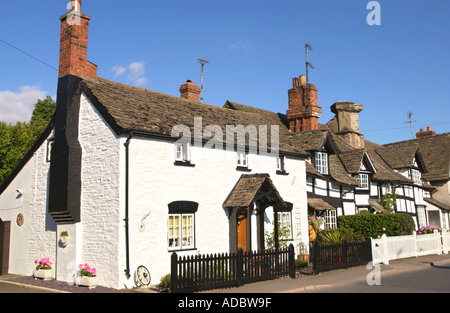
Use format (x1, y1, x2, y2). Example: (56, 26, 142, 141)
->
(274, 209, 279, 250)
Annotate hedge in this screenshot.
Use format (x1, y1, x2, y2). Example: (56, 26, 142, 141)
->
(337, 213, 415, 239)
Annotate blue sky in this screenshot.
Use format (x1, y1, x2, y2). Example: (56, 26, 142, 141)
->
(0, 0, 449, 145)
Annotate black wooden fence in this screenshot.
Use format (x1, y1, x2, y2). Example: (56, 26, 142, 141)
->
(311, 240, 372, 273)
(171, 244, 295, 293)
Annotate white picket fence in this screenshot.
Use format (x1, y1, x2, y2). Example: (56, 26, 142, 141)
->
(371, 230, 450, 265)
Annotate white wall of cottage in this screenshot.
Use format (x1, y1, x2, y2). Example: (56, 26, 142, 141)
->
(0, 129, 56, 277)
(77, 93, 122, 288)
(121, 132, 308, 289)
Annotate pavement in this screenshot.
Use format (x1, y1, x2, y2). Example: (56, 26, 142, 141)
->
(1, 253, 450, 293)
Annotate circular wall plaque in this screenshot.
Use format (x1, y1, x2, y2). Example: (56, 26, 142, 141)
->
(17, 213, 24, 226)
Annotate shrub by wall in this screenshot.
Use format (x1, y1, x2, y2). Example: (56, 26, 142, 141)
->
(337, 213, 415, 239)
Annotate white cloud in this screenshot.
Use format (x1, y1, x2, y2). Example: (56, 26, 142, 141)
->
(112, 65, 126, 78)
(0, 86, 48, 124)
(228, 40, 251, 51)
(111, 61, 148, 86)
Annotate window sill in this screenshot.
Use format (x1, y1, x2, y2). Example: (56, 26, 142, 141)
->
(276, 170, 289, 176)
(174, 161, 196, 167)
(236, 166, 252, 172)
(168, 247, 197, 253)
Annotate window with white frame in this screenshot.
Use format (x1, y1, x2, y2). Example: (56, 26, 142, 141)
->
(277, 211, 292, 240)
(314, 152, 328, 175)
(236, 151, 248, 168)
(356, 173, 369, 189)
(324, 210, 337, 229)
(276, 156, 285, 172)
(417, 205, 426, 227)
(174, 142, 191, 162)
(410, 169, 421, 185)
(168, 201, 198, 251)
(168, 214, 194, 250)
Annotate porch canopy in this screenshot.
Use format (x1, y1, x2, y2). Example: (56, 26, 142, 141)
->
(424, 198, 450, 212)
(370, 202, 391, 214)
(307, 198, 336, 211)
(223, 174, 286, 209)
(223, 173, 287, 251)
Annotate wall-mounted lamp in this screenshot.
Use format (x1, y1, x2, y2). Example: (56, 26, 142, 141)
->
(16, 189, 24, 196)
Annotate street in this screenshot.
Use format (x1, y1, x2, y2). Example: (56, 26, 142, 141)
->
(302, 261, 450, 293)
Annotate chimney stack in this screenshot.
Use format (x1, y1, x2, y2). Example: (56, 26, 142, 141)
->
(180, 80, 201, 102)
(416, 126, 436, 139)
(286, 75, 322, 132)
(58, 0, 97, 78)
(330, 101, 365, 149)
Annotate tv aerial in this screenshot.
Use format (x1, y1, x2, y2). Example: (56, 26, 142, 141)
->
(197, 58, 210, 103)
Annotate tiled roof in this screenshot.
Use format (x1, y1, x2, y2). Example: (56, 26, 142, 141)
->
(81, 76, 309, 156)
(81, 76, 448, 187)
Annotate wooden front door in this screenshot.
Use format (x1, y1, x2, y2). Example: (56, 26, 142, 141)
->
(237, 208, 248, 251)
(0, 220, 10, 275)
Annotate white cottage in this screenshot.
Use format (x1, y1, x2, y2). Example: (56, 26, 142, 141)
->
(0, 1, 312, 289)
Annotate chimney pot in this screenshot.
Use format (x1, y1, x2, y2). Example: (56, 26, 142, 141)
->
(299, 75, 306, 86)
(71, 0, 81, 12)
(292, 77, 299, 88)
(427, 126, 432, 131)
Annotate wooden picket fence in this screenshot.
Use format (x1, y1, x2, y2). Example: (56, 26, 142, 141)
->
(310, 240, 372, 273)
(170, 244, 295, 293)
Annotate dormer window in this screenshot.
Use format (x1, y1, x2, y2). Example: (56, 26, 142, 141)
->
(356, 173, 369, 189)
(314, 152, 328, 175)
(410, 169, 421, 185)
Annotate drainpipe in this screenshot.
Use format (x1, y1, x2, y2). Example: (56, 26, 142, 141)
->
(124, 132, 133, 279)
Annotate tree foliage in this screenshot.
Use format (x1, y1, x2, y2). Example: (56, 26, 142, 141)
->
(0, 96, 56, 184)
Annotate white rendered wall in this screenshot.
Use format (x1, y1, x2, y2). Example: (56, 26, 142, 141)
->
(78, 93, 122, 289)
(121, 134, 308, 288)
(0, 130, 56, 276)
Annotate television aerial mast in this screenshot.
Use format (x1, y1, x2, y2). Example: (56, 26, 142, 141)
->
(404, 111, 416, 139)
(197, 58, 210, 103)
(304, 43, 314, 105)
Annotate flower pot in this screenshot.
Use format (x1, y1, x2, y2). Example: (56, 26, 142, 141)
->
(60, 236, 68, 248)
(75, 275, 98, 289)
(33, 268, 54, 281)
(298, 254, 310, 262)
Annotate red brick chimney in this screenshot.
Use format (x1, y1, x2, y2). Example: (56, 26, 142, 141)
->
(59, 0, 97, 78)
(286, 75, 322, 132)
(416, 126, 436, 139)
(179, 80, 201, 102)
